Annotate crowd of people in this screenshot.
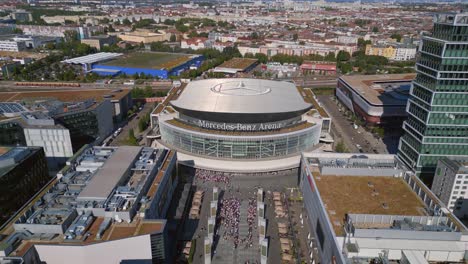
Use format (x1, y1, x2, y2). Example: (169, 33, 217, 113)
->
(243, 195, 257, 249)
(195, 169, 232, 185)
(219, 197, 241, 248)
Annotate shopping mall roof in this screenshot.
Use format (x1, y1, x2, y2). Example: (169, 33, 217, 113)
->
(77, 146, 142, 201)
(339, 74, 416, 106)
(171, 78, 312, 114)
(62, 52, 123, 65)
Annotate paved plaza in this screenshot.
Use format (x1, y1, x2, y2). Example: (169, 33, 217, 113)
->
(179, 167, 313, 264)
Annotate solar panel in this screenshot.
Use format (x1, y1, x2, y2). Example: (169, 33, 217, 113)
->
(0, 102, 27, 114)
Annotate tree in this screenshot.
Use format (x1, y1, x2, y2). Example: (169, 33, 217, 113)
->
(335, 140, 349, 153)
(357, 38, 372, 50)
(336, 50, 351, 62)
(390, 33, 402, 42)
(170, 34, 176, 42)
(64, 30, 78, 43)
(127, 129, 138, 146)
(254, 53, 268, 64)
(292, 33, 298, 41)
(372, 26, 379, 33)
(122, 18, 131, 26)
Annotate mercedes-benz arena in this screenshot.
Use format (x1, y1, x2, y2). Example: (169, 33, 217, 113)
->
(156, 79, 323, 161)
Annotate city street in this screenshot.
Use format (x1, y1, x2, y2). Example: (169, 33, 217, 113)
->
(110, 102, 154, 146)
(317, 95, 392, 154)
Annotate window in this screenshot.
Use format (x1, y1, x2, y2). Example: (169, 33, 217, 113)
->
(316, 220, 325, 250)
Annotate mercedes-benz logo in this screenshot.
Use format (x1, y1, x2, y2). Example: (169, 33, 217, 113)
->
(211, 80, 271, 96)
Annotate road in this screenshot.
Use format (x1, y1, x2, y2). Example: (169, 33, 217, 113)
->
(317, 95, 391, 154)
(280, 77, 337, 88)
(110, 102, 154, 146)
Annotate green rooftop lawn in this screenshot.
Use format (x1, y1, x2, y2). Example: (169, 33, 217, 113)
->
(102, 52, 193, 70)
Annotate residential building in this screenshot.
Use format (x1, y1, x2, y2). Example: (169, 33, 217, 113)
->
(432, 157, 468, 218)
(81, 35, 118, 50)
(181, 37, 208, 50)
(365, 43, 417, 61)
(300, 61, 337, 75)
(397, 13, 468, 178)
(300, 152, 468, 264)
(0, 146, 178, 264)
(365, 44, 396, 58)
(393, 44, 418, 61)
(16, 25, 103, 39)
(336, 35, 359, 45)
(0, 39, 26, 52)
(117, 30, 170, 44)
(11, 10, 32, 23)
(0, 147, 50, 227)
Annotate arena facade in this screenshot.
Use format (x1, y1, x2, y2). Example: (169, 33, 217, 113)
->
(151, 78, 329, 172)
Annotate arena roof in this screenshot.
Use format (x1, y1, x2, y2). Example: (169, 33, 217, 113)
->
(171, 78, 312, 115)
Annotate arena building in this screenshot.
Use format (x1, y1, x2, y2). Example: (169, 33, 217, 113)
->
(150, 79, 330, 172)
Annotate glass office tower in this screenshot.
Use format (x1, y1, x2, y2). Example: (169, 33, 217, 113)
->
(397, 13, 468, 180)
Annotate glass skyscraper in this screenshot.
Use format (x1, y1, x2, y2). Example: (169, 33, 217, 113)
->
(397, 13, 468, 180)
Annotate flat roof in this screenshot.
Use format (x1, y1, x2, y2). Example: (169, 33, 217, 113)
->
(312, 173, 425, 235)
(100, 52, 197, 70)
(77, 147, 142, 201)
(62, 52, 123, 65)
(0, 89, 131, 103)
(171, 78, 312, 114)
(214, 58, 258, 72)
(339, 74, 416, 106)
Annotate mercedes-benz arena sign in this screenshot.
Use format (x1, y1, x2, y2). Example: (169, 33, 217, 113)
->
(158, 78, 323, 160)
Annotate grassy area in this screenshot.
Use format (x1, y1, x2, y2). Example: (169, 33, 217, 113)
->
(102, 52, 192, 70)
(310, 87, 336, 95)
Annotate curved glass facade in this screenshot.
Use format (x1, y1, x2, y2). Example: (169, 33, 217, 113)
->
(160, 121, 321, 160)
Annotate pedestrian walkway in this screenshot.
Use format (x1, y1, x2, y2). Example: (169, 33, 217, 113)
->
(213, 201, 259, 264)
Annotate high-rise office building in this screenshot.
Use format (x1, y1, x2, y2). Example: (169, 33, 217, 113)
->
(397, 12, 468, 179)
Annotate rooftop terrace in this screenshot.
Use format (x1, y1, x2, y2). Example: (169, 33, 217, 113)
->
(101, 52, 196, 70)
(312, 172, 426, 235)
(339, 74, 416, 106)
(216, 58, 258, 71)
